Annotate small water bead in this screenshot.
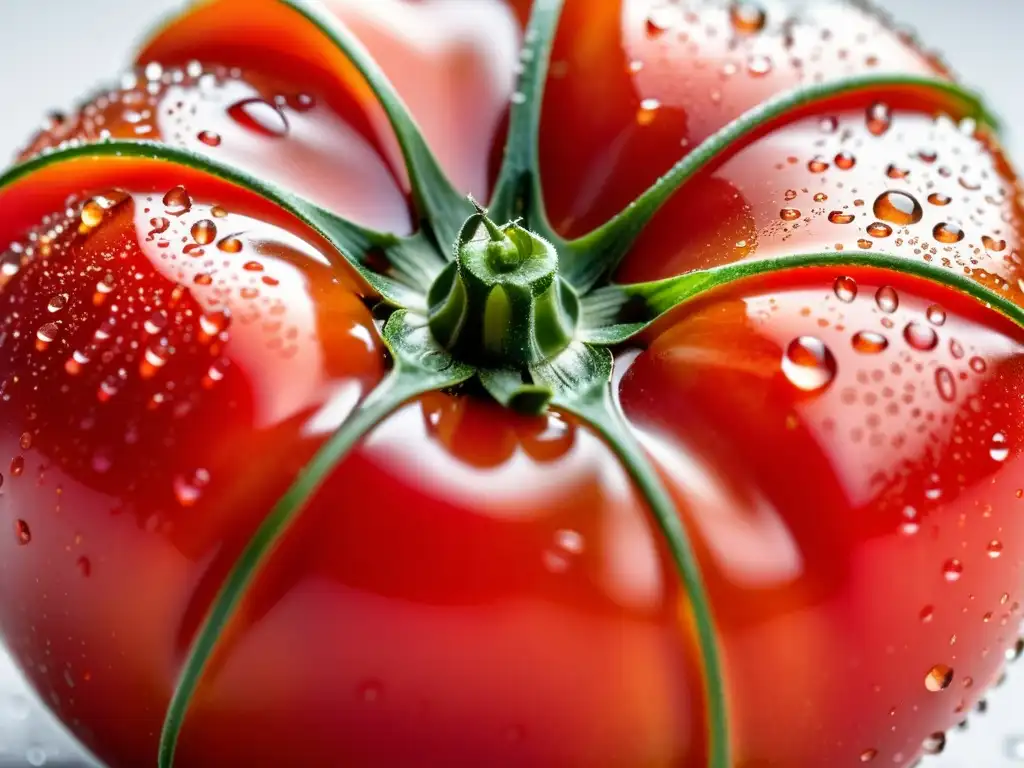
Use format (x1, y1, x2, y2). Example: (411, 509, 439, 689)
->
(10, 456, 23, 477)
(819, 116, 839, 134)
(782, 337, 837, 393)
(987, 540, 1004, 558)
(636, 98, 661, 126)
(14, 519, 31, 546)
(197, 130, 222, 147)
(873, 191, 923, 225)
(920, 605, 935, 623)
(852, 331, 888, 354)
(982, 235, 1006, 252)
(922, 732, 946, 755)
(780, 208, 801, 221)
(885, 164, 910, 180)
(243, 261, 264, 272)
(903, 322, 938, 352)
(933, 222, 965, 243)
(807, 156, 829, 173)
(149, 216, 170, 235)
(36, 322, 59, 346)
(784, 189, 798, 201)
(190, 220, 217, 246)
(211, 205, 228, 218)
(144, 310, 168, 335)
(227, 98, 289, 138)
(926, 305, 947, 325)
(746, 55, 772, 77)
(813, 192, 828, 202)
(173, 468, 211, 507)
(1008, 638, 1024, 662)
(833, 275, 858, 302)
(875, 286, 899, 313)
(217, 236, 243, 253)
(950, 338, 965, 359)
(990, 432, 1009, 462)
(969, 356, 987, 373)
(866, 102, 892, 136)
(80, 199, 105, 228)
(828, 211, 855, 224)
(925, 664, 954, 692)
(163, 185, 192, 216)
(900, 506, 920, 535)
(729, 2, 767, 33)
(866, 222, 892, 238)
(645, 6, 676, 35)
(857, 239, 873, 249)
(928, 192, 952, 206)
(47, 294, 67, 313)
(943, 559, 963, 582)
(834, 151, 856, 170)
(859, 748, 877, 763)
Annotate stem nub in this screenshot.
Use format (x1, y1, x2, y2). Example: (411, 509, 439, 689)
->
(427, 205, 579, 367)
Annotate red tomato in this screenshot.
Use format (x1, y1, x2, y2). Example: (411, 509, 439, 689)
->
(0, 1, 1021, 767)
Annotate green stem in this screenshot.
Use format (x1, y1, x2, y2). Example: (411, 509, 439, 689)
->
(561, 75, 998, 292)
(158, 311, 475, 768)
(278, 0, 470, 248)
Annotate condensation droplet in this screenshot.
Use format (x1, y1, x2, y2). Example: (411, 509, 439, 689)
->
(828, 211, 855, 224)
(191, 219, 217, 245)
(990, 432, 1009, 462)
(982, 235, 1006, 252)
(163, 185, 192, 216)
(873, 191, 923, 225)
(780, 208, 801, 221)
(807, 156, 829, 173)
(933, 222, 965, 244)
(904, 322, 938, 351)
(782, 337, 837, 393)
(943, 559, 963, 583)
(833, 276, 858, 302)
(218, 236, 243, 254)
(636, 98, 661, 126)
(834, 151, 856, 170)
(47, 294, 67, 313)
(875, 286, 899, 313)
(729, 2, 767, 33)
(922, 732, 946, 755)
(987, 540, 1004, 558)
(866, 222, 892, 238)
(925, 664, 954, 692)
(926, 305, 947, 326)
(197, 130, 222, 147)
(852, 331, 888, 354)
(928, 192, 952, 206)
(866, 102, 891, 136)
(173, 468, 211, 508)
(14, 519, 30, 546)
(935, 368, 956, 402)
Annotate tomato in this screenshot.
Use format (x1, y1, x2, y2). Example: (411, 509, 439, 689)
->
(0, 1, 1021, 767)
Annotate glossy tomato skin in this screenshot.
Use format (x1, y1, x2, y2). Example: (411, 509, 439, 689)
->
(0, 1, 1022, 767)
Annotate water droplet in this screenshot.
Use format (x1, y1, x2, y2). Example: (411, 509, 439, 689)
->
(784, 189, 798, 201)
(173, 468, 211, 507)
(926, 305, 946, 326)
(199, 310, 231, 337)
(857, 239, 873, 249)
(807, 156, 830, 173)
(780, 208, 801, 221)
(925, 664, 954, 691)
(782, 337, 837, 392)
(866, 102, 891, 135)
(935, 367, 956, 402)
(149, 216, 170, 234)
(813, 192, 828, 202)
(990, 432, 1009, 462)
(144, 310, 168, 335)
(191, 219, 217, 245)
(729, 2, 766, 33)
(163, 185, 192, 216)
(828, 211, 855, 224)
(218, 236, 243, 253)
(47, 294, 67, 313)
(834, 151, 856, 170)
(227, 98, 289, 138)
(197, 130, 222, 147)
(933, 222, 964, 243)
(14, 519, 30, 546)
(982, 235, 1006, 252)
(1008, 638, 1024, 662)
(875, 286, 899, 313)
(873, 191, 923, 225)
(852, 331, 889, 354)
(36, 322, 59, 345)
(920, 605, 935, 622)
(636, 98, 661, 126)
(943, 559, 963, 582)
(833, 276, 858, 302)
(747, 55, 772, 77)
(987, 540, 1004, 558)
(543, 528, 586, 573)
(885, 164, 910, 180)
(928, 192, 952, 206)
(904, 322, 938, 351)
(859, 748, 877, 763)
(922, 732, 946, 755)
(867, 222, 893, 238)
(19, 432, 31, 451)
(10, 456, 24, 477)
(81, 199, 105, 228)
(901, 505, 920, 535)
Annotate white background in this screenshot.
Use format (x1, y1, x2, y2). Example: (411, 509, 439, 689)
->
(0, 1, 1023, 766)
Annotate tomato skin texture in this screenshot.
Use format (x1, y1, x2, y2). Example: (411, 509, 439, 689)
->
(0, 1, 1022, 767)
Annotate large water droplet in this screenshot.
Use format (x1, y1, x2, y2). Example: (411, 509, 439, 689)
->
(227, 98, 289, 138)
(943, 559, 963, 582)
(852, 331, 888, 354)
(834, 151, 856, 170)
(866, 102, 891, 136)
(163, 185, 192, 216)
(833, 276, 857, 303)
(933, 222, 965, 244)
(47, 294, 67, 313)
(191, 219, 217, 245)
(875, 286, 899, 313)
(904, 322, 938, 351)
(873, 191, 923, 225)
(866, 222, 893, 238)
(782, 337, 837, 392)
(926, 305, 947, 326)
(925, 664, 954, 692)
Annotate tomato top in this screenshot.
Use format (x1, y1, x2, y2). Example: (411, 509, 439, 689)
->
(0, 2, 1022, 767)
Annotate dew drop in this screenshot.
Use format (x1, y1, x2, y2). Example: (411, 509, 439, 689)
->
(903, 322, 938, 352)
(943, 559, 963, 582)
(990, 432, 1009, 462)
(18, 433, 31, 451)
(982, 235, 1006, 252)
(886, 164, 910, 180)
(173, 468, 211, 507)
(900, 505, 920, 536)
(747, 55, 772, 77)
(925, 664, 954, 692)
(813, 192, 828, 202)
(935, 367, 956, 402)
(191, 219, 217, 245)
(197, 130, 222, 147)
(834, 151, 856, 170)
(636, 98, 661, 126)
(828, 211, 855, 224)
(782, 337, 837, 393)
(926, 305, 946, 326)
(873, 191, 923, 225)
(933, 222, 964, 244)
(729, 2, 767, 33)
(162, 186, 192, 216)
(227, 98, 289, 138)
(780, 208, 801, 221)
(807, 156, 830, 173)
(852, 331, 888, 354)
(866, 222, 893, 238)
(866, 102, 892, 136)
(875, 286, 899, 313)
(928, 192, 952, 206)
(36, 322, 59, 345)
(859, 749, 877, 763)
(144, 310, 168, 335)
(920, 605, 934, 622)
(922, 732, 946, 755)
(80, 200, 105, 228)
(14, 519, 30, 546)
(47, 294, 67, 313)
(969, 356, 987, 373)
(217, 236, 243, 253)
(987, 540, 1004, 558)
(149, 216, 170, 234)
(833, 275, 858, 303)
(10, 456, 23, 477)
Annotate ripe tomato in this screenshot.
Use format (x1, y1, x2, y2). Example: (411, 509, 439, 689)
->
(0, 1, 1021, 767)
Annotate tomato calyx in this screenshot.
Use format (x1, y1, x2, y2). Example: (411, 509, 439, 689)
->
(427, 201, 580, 369)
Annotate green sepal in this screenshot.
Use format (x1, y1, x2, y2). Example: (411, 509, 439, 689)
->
(157, 309, 474, 768)
(478, 367, 552, 414)
(532, 343, 731, 768)
(582, 251, 1024, 346)
(560, 75, 1000, 292)
(487, 0, 566, 245)
(0, 140, 439, 308)
(280, 0, 471, 249)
